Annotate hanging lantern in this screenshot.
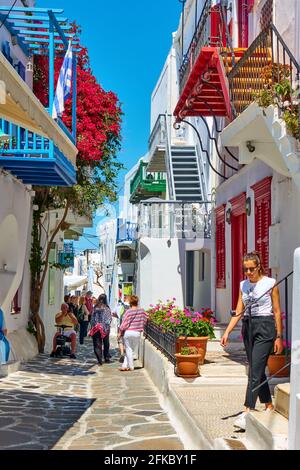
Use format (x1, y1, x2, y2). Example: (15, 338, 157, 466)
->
(26, 57, 33, 73)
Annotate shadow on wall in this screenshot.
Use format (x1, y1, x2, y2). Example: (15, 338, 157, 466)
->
(0, 214, 19, 307)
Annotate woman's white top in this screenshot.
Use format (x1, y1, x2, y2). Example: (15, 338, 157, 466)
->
(240, 276, 276, 317)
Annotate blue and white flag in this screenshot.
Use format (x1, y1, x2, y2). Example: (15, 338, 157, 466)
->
(52, 41, 73, 120)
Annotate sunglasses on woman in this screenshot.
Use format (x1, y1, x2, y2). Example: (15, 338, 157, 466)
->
(243, 266, 258, 273)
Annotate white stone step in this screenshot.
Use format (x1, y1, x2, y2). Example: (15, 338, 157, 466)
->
(0, 361, 21, 378)
(243, 410, 288, 450)
(213, 437, 247, 450)
(274, 383, 290, 419)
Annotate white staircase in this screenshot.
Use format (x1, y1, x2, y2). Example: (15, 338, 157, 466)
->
(241, 383, 290, 450)
(171, 146, 204, 201)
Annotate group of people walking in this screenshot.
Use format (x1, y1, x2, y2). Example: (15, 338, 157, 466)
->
(49, 250, 284, 430)
(51, 292, 148, 371)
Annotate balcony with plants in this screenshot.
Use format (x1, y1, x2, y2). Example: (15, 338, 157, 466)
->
(130, 160, 167, 204)
(0, 6, 80, 186)
(221, 23, 300, 188)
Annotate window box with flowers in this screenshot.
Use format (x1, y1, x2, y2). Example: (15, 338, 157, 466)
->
(267, 340, 291, 378)
(147, 299, 216, 365)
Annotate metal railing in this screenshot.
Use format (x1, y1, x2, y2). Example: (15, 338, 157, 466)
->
(130, 161, 166, 197)
(0, 118, 50, 155)
(116, 219, 138, 243)
(137, 200, 212, 239)
(228, 24, 300, 139)
(144, 321, 176, 365)
(179, 0, 227, 93)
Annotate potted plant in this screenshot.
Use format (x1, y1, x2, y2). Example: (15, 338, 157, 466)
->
(175, 345, 201, 378)
(267, 340, 291, 378)
(147, 300, 216, 365)
(175, 308, 216, 365)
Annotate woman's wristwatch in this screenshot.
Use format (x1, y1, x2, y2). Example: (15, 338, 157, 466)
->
(276, 334, 284, 339)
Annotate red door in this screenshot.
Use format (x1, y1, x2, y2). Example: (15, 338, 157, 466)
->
(230, 193, 247, 309)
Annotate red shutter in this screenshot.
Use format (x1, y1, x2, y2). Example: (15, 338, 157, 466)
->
(238, 0, 249, 48)
(251, 177, 272, 275)
(230, 193, 247, 308)
(215, 205, 226, 288)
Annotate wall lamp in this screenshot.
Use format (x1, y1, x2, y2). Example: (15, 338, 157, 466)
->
(226, 208, 232, 225)
(245, 197, 252, 216)
(246, 141, 256, 153)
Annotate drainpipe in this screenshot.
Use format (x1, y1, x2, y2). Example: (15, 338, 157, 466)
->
(179, 0, 187, 59)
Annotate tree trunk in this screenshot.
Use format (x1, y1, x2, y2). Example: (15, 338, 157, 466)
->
(29, 202, 70, 353)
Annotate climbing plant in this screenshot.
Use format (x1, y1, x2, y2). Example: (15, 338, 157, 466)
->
(29, 25, 123, 352)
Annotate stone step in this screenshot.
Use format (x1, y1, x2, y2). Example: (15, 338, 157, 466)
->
(274, 383, 290, 419)
(213, 323, 242, 342)
(0, 361, 21, 378)
(243, 410, 288, 450)
(213, 437, 247, 450)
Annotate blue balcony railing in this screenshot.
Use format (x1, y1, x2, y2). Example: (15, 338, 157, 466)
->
(58, 243, 75, 268)
(116, 219, 138, 243)
(0, 118, 76, 186)
(0, 6, 79, 186)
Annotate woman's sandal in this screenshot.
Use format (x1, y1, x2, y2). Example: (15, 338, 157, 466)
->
(119, 367, 130, 371)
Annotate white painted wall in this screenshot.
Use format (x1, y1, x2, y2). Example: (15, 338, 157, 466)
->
(289, 247, 300, 449)
(137, 237, 184, 310)
(0, 170, 32, 328)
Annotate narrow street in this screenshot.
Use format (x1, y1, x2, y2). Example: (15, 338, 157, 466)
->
(0, 339, 183, 451)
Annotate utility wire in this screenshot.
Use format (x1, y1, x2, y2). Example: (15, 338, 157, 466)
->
(0, 0, 18, 31)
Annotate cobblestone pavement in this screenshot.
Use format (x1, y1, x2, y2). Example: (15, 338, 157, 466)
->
(0, 338, 184, 450)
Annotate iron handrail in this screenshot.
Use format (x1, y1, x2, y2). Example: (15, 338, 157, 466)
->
(179, 0, 213, 93)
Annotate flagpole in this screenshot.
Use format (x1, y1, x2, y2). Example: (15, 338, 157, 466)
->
(72, 51, 77, 141)
(48, 12, 55, 116)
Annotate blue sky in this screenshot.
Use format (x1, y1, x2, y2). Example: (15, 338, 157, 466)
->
(38, 0, 182, 252)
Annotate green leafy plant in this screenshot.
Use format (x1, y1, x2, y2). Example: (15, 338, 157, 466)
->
(253, 64, 299, 139)
(180, 345, 199, 355)
(26, 320, 37, 338)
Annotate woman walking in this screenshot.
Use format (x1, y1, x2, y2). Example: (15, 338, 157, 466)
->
(78, 296, 90, 345)
(221, 251, 284, 430)
(90, 294, 112, 365)
(118, 295, 148, 372)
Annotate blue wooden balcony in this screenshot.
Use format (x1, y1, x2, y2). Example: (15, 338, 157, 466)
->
(58, 242, 75, 268)
(0, 118, 76, 186)
(0, 6, 79, 186)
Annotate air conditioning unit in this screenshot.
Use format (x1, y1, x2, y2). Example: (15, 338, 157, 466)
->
(118, 248, 135, 263)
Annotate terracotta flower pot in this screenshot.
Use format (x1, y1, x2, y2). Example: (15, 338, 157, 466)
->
(175, 353, 201, 378)
(267, 354, 290, 378)
(176, 336, 209, 365)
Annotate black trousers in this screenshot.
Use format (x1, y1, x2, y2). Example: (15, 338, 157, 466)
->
(92, 331, 110, 364)
(242, 316, 276, 409)
(79, 321, 89, 345)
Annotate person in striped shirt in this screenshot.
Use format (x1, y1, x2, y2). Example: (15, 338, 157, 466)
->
(118, 295, 148, 371)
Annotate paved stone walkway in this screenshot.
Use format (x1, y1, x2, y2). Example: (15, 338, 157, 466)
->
(0, 339, 183, 450)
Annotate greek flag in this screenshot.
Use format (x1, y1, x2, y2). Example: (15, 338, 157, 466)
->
(52, 41, 73, 120)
